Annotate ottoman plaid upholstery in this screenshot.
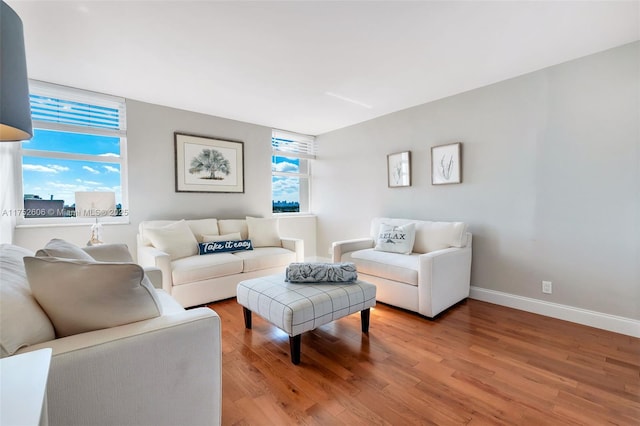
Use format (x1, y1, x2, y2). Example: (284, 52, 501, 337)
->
(237, 274, 376, 364)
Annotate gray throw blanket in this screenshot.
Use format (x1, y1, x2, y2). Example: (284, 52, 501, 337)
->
(285, 262, 358, 283)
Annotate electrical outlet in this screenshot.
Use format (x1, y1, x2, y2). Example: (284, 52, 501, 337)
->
(542, 281, 552, 294)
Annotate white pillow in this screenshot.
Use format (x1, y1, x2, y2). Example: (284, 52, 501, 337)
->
(374, 223, 416, 254)
(145, 220, 199, 260)
(82, 243, 134, 262)
(24, 256, 162, 338)
(185, 218, 219, 242)
(246, 216, 281, 248)
(202, 232, 242, 242)
(0, 244, 55, 357)
(36, 238, 94, 260)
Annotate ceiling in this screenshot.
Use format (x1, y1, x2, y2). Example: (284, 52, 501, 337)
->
(8, 0, 640, 136)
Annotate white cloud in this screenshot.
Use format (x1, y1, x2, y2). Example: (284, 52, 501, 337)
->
(99, 153, 120, 157)
(103, 165, 120, 173)
(273, 161, 298, 173)
(23, 164, 59, 173)
(49, 165, 70, 172)
(83, 166, 100, 174)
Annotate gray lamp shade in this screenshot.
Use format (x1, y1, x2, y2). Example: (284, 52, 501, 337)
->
(0, 1, 33, 141)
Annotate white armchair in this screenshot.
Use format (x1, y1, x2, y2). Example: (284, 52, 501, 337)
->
(332, 218, 472, 318)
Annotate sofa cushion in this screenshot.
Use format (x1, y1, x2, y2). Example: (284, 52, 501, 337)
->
(145, 220, 199, 260)
(139, 220, 178, 246)
(35, 238, 94, 260)
(171, 253, 243, 286)
(24, 256, 162, 338)
(345, 248, 419, 286)
(202, 232, 242, 242)
(82, 243, 134, 262)
(413, 221, 468, 253)
(374, 222, 416, 254)
(233, 247, 296, 273)
(246, 216, 281, 247)
(218, 219, 248, 240)
(185, 218, 219, 242)
(0, 245, 55, 358)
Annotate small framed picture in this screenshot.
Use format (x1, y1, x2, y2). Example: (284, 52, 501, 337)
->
(431, 142, 462, 185)
(387, 151, 411, 187)
(175, 133, 244, 193)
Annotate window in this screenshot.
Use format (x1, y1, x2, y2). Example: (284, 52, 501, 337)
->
(272, 130, 316, 214)
(19, 81, 128, 223)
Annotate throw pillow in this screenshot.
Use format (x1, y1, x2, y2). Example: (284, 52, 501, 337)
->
(144, 220, 199, 260)
(374, 223, 416, 254)
(0, 244, 55, 357)
(35, 238, 94, 260)
(82, 243, 134, 262)
(246, 216, 281, 248)
(202, 232, 242, 243)
(24, 256, 163, 338)
(199, 240, 253, 255)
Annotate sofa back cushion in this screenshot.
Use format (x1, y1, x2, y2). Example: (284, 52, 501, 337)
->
(184, 218, 219, 242)
(144, 220, 199, 260)
(246, 216, 281, 248)
(0, 244, 55, 357)
(218, 219, 249, 240)
(24, 256, 162, 338)
(370, 218, 468, 254)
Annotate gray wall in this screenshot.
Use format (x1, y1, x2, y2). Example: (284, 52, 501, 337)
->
(313, 42, 639, 320)
(15, 101, 317, 257)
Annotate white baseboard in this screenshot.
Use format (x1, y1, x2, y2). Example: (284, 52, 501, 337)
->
(469, 286, 640, 338)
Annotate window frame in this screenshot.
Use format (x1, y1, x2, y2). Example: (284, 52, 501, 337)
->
(271, 129, 316, 215)
(17, 80, 129, 226)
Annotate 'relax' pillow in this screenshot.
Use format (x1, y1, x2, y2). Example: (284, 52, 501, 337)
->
(374, 223, 416, 254)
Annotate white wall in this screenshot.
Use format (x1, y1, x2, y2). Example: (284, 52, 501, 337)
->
(14, 101, 317, 258)
(313, 42, 639, 320)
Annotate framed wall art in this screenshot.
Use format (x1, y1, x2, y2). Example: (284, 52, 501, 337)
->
(431, 142, 462, 185)
(175, 132, 244, 193)
(387, 151, 411, 187)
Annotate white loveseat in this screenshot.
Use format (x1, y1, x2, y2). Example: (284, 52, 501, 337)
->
(137, 217, 304, 307)
(332, 217, 472, 318)
(0, 243, 222, 426)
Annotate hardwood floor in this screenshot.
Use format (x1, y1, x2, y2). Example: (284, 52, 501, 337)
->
(207, 298, 640, 425)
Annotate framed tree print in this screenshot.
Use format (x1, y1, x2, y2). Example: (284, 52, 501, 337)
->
(431, 142, 462, 185)
(175, 132, 244, 193)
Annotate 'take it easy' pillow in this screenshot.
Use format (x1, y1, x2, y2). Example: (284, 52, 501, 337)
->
(199, 240, 253, 255)
(374, 223, 416, 254)
(24, 256, 162, 338)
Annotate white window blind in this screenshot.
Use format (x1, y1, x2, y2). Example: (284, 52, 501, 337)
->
(272, 129, 316, 159)
(29, 80, 126, 136)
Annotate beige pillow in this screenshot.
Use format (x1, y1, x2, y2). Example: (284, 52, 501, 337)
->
(0, 244, 55, 357)
(145, 220, 199, 260)
(218, 219, 249, 240)
(24, 256, 162, 338)
(82, 243, 134, 262)
(246, 216, 281, 248)
(202, 232, 242, 242)
(36, 238, 94, 260)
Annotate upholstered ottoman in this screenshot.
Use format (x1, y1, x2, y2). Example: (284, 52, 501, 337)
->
(237, 274, 376, 364)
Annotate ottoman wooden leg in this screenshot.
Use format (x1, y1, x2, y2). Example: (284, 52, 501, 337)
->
(361, 308, 371, 333)
(242, 307, 252, 329)
(289, 335, 301, 365)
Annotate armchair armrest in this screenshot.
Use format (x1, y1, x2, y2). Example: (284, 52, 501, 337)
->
(281, 237, 304, 262)
(22, 308, 222, 426)
(418, 243, 472, 318)
(331, 238, 375, 262)
(143, 266, 163, 289)
(137, 244, 172, 293)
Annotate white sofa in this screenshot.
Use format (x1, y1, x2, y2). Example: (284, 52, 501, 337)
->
(137, 217, 304, 307)
(332, 217, 472, 318)
(0, 243, 222, 426)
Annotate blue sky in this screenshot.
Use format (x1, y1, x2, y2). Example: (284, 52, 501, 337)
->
(272, 156, 300, 203)
(22, 129, 122, 206)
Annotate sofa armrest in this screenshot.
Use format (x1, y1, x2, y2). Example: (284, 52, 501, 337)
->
(22, 308, 222, 426)
(143, 266, 163, 289)
(418, 244, 472, 318)
(331, 238, 375, 262)
(137, 244, 172, 293)
(281, 237, 304, 262)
